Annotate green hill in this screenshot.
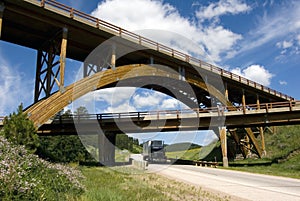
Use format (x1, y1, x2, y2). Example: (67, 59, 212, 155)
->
(198, 140, 221, 161)
(165, 142, 201, 152)
(165, 143, 202, 161)
(230, 125, 300, 179)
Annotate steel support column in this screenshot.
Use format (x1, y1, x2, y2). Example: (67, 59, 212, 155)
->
(0, 3, 4, 39)
(34, 28, 68, 102)
(83, 63, 102, 77)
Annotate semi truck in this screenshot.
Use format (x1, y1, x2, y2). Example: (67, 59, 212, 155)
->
(143, 140, 167, 162)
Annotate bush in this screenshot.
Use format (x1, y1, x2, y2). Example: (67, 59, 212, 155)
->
(0, 136, 85, 200)
(2, 104, 39, 153)
(37, 135, 95, 163)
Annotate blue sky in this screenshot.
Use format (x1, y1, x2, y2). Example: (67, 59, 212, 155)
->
(0, 0, 300, 145)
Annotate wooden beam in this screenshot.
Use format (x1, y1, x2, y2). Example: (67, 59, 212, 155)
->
(260, 127, 266, 156)
(245, 128, 262, 158)
(257, 95, 260, 109)
(225, 83, 229, 101)
(219, 127, 229, 167)
(111, 44, 116, 69)
(242, 90, 246, 114)
(229, 129, 248, 158)
(59, 27, 68, 93)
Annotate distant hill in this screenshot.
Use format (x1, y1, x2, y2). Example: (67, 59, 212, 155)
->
(198, 140, 220, 161)
(165, 143, 201, 152)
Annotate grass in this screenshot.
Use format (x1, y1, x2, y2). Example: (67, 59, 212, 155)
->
(67, 166, 231, 201)
(227, 125, 300, 179)
(166, 147, 201, 161)
(229, 154, 300, 179)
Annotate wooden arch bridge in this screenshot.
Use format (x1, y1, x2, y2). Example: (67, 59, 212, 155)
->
(0, 0, 298, 166)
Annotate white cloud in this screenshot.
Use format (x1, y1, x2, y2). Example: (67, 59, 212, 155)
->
(279, 80, 287, 85)
(297, 35, 300, 45)
(239, 1, 300, 54)
(282, 40, 293, 49)
(104, 101, 136, 113)
(91, 0, 245, 63)
(160, 98, 179, 110)
(202, 25, 242, 61)
(276, 40, 293, 49)
(231, 64, 273, 86)
(0, 56, 32, 115)
(93, 87, 136, 106)
(196, 0, 251, 22)
(132, 90, 165, 109)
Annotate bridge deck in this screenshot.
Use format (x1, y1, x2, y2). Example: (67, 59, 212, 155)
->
(35, 101, 300, 135)
(0, 0, 293, 104)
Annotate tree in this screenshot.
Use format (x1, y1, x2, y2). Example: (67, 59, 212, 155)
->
(37, 107, 94, 163)
(2, 104, 39, 152)
(74, 106, 88, 116)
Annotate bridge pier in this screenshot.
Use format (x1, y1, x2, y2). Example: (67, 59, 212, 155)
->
(34, 27, 68, 102)
(98, 132, 116, 166)
(219, 127, 229, 167)
(257, 96, 266, 156)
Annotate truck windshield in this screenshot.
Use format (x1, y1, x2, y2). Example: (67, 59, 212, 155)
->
(152, 141, 163, 147)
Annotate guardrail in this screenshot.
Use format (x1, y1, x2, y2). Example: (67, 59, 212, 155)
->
(53, 101, 300, 122)
(28, 0, 294, 101)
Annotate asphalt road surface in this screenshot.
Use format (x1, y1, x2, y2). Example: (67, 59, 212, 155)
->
(148, 164, 300, 201)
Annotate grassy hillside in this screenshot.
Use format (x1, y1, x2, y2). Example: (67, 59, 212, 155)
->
(165, 143, 202, 161)
(166, 147, 202, 161)
(165, 143, 201, 152)
(230, 125, 300, 179)
(199, 141, 221, 161)
(263, 125, 300, 161)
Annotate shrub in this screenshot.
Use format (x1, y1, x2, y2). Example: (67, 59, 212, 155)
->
(2, 104, 39, 153)
(0, 135, 85, 200)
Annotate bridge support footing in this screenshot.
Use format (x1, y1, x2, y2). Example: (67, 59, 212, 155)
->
(98, 132, 116, 166)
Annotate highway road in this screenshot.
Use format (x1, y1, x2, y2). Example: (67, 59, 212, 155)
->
(148, 164, 300, 201)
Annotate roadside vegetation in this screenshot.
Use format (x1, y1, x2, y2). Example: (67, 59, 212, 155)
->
(67, 166, 231, 201)
(228, 125, 300, 179)
(0, 105, 85, 200)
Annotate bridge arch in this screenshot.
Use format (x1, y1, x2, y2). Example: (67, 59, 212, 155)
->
(26, 64, 228, 127)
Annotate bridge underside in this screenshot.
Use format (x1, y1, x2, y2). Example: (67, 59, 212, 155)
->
(25, 64, 295, 165)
